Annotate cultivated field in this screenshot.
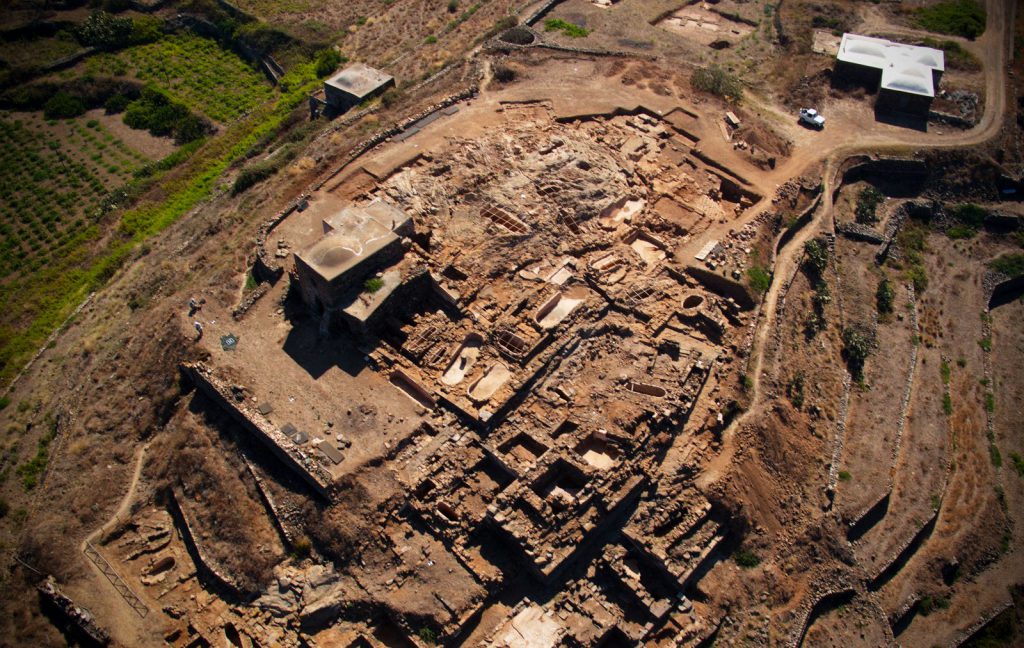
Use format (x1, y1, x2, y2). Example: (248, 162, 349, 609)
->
(0, 109, 169, 293)
(78, 34, 274, 123)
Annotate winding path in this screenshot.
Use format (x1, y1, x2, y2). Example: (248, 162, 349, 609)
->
(698, 0, 1014, 490)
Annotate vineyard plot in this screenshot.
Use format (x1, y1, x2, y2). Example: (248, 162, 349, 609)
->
(83, 34, 274, 123)
(0, 111, 164, 281)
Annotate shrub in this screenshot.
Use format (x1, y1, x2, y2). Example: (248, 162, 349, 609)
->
(787, 373, 805, 408)
(978, 337, 992, 352)
(942, 393, 953, 416)
(314, 48, 344, 78)
(448, 0, 459, 12)
(842, 327, 872, 380)
(691, 65, 743, 101)
(940, 360, 951, 385)
(984, 392, 994, 412)
(747, 265, 770, 294)
(419, 627, 437, 644)
(43, 92, 87, 119)
(292, 534, 312, 558)
(364, 277, 385, 293)
(75, 11, 134, 49)
(493, 64, 517, 83)
(990, 444, 1002, 468)
(424, 35, 438, 44)
(734, 549, 761, 568)
(0, 397, 8, 411)
(129, 16, 164, 45)
(1010, 452, 1024, 477)
(876, 278, 894, 314)
(232, 163, 277, 195)
(922, 38, 981, 71)
(543, 18, 590, 38)
(916, 0, 986, 39)
(855, 186, 884, 224)
(123, 87, 207, 144)
(989, 253, 1024, 278)
(803, 238, 829, 276)
(838, 470, 852, 482)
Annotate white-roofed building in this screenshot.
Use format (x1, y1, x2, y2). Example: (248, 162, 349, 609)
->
(835, 33, 945, 115)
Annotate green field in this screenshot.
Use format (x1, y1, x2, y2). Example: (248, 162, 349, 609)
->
(81, 33, 274, 123)
(0, 113, 154, 281)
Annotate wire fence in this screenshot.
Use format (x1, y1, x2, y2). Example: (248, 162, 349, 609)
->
(83, 541, 149, 618)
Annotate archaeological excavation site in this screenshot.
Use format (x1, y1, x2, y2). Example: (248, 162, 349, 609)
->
(1, 0, 1023, 647)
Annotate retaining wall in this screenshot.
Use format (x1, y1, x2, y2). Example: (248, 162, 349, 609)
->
(181, 362, 332, 497)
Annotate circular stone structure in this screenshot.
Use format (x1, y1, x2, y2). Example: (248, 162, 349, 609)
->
(499, 26, 537, 46)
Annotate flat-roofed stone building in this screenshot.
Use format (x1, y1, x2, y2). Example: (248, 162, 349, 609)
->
(836, 33, 945, 116)
(323, 62, 395, 112)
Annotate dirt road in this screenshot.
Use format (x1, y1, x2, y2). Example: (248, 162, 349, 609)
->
(697, 0, 1015, 490)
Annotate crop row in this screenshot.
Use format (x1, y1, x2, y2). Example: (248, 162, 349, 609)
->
(0, 113, 154, 279)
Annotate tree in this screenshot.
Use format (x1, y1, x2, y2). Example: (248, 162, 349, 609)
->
(75, 11, 134, 49)
(43, 92, 86, 119)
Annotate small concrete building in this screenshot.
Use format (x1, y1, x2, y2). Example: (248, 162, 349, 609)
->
(324, 63, 395, 112)
(836, 33, 945, 116)
(293, 198, 412, 316)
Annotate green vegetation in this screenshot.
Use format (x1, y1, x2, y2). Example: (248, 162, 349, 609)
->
(842, 327, 873, 381)
(786, 372, 805, 409)
(989, 252, 1024, 278)
(364, 277, 385, 293)
(895, 220, 928, 292)
(915, 0, 987, 39)
(444, 3, 481, 34)
(918, 595, 952, 616)
(314, 48, 345, 78)
(85, 33, 274, 123)
(15, 415, 57, 491)
(0, 113, 151, 281)
(978, 337, 992, 352)
(123, 87, 207, 144)
(803, 238, 829, 277)
(747, 265, 771, 294)
(543, 18, 591, 38)
(232, 145, 297, 195)
(946, 203, 988, 239)
(855, 186, 884, 225)
(741, 373, 754, 391)
(418, 627, 437, 645)
(990, 444, 1002, 468)
(940, 360, 951, 385)
(942, 393, 953, 416)
(691, 65, 743, 101)
(75, 10, 134, 49)
(876, 277, 894, 315)
(0, 397, 9, 411)
(0, 58, 319, 388)
(1010, 452, 1024, 477)
(43, 92, 87, 120)
(923, 38, 981, 70)
(734, 549, 761, 568)
(838, 470, 852, 482)
(985, 391, 995, 413)
(291, 534, 312, 559)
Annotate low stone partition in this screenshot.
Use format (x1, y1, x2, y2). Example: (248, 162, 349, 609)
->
(181, 362, 332, 497)
(684, 265, 756, 310)
(783, 577, 856, 648)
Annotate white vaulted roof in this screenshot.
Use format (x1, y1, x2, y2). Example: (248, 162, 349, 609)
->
(837, 33, 945, 98)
